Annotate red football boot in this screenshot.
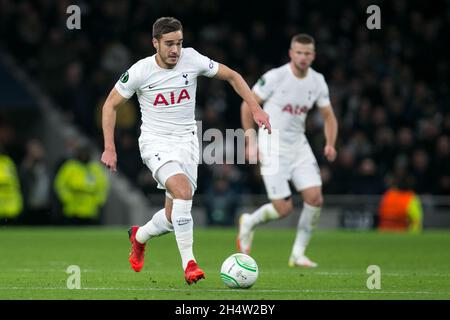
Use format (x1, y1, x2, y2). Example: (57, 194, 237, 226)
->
(128, 226, 145, 272)
(184, 260, 205, 284)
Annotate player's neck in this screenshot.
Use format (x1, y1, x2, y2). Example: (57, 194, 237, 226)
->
(155, 54, 176, 69)
(290, 62, 308, 79)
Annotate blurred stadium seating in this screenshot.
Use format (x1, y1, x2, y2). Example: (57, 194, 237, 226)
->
(0, 0, 449, 227)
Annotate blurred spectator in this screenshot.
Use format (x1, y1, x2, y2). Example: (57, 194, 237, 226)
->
(204, 164, 241, 226)
(442, 113, 450, 136)
(411, 149, 433, 194)
(0, 144, 23, 223)
(116, 130, 142, 182)
(332, 146, 356, 194)
(396, 127, 415, 157)
(101, 42, 131, 76)
(19, 139, 52, 225)
(95, 98, 138, 134)
(352, 158, 385, 195)
(54, 135, 84, 175)
(320, 164, 339, 194)
(58, 61, 94, 135)
(372, 126, 396, 174)
(136, 168, 158, 198)
(417, 118, 440, 155)
(0, 120, 20, 162)
(38, 29, 74, 98)
(346, 130, 372, 159)
(378, 175, 423, 233)
(433, 135, 450, 195)
(54, 144, 109, 224)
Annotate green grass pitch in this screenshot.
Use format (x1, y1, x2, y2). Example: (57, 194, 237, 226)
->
(0, 227, 449, 300)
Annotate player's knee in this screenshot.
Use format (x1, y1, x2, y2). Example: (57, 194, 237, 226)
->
(172, 189, 192, 200)
(166, 174, 193, 200)
(172, 185, 192, 200)
(305, 194, 323, 207)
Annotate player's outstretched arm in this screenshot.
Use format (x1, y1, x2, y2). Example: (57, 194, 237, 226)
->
(101, 87, 127, 172)
(214, 64, 271, 134)
(241, 94, 264, 161)
(241, 93, 264, 132)
(319, 105, 338, 162)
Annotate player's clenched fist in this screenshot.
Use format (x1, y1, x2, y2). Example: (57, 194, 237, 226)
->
(101, 149, 117, 172)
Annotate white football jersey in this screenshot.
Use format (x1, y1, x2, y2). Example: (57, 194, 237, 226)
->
(115, 47, 219, 140)
(253, 64, 330, 152)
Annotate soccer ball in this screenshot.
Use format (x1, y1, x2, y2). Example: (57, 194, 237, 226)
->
(220, 253, 259, 289)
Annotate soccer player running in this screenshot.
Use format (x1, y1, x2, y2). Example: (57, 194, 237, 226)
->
(100, 17, 271, 284)
(238, 34, 338, 268)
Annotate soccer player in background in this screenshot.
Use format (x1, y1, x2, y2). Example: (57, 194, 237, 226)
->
(238, 34, 338, 267)
(100, 17, 271, 284)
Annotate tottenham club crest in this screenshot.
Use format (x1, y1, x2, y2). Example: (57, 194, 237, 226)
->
(182, 73, 189, 85)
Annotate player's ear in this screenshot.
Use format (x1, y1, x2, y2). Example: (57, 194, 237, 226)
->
(152, 38, 159, 51)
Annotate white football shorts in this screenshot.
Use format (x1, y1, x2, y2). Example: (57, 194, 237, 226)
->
(139, 132, 199, 193)
(260, 139, 322, 200)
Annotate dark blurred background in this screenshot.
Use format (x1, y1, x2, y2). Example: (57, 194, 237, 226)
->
(1, 0, 449, 227)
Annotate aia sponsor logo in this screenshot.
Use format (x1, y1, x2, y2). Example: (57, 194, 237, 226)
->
(153, 89, 191, 106)
(282, 104, 308, 115)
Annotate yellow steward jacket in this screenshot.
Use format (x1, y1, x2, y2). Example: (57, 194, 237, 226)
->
(54, 160, 109, 218)
(0, 155, 23, 218)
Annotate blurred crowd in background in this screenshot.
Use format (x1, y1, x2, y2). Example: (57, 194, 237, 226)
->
(0, 0, 449, 224)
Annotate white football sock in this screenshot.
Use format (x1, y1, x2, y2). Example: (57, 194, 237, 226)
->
(247, 203, 280, 228)
(172, 199, 195, 270)
(291, 202, 321, 257)
(136, 208, 173, 244)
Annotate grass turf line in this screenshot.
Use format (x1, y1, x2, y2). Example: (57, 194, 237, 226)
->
(0, 227, 449, 300)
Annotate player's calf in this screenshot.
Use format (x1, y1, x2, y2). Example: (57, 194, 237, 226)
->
(272, 197, 294, 217)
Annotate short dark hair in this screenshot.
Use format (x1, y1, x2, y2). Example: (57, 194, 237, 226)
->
(152, 17, 183, 40)
(291, 33, 315, 47)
